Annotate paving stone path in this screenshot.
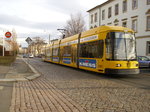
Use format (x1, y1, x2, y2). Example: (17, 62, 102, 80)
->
(10, 78, 87, 112)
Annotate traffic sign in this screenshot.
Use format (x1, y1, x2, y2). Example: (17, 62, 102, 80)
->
(5, 32, 12, 38)
(25, 37, 32, 45)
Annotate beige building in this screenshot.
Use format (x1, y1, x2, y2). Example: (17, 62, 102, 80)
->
(29, 42, 47, 56)
(87, 0, 150, 57)
(0, 29, 18, 56)
(19, 46, 28, 54)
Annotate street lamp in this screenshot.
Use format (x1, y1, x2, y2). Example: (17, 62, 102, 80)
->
(57, 29, 67, 39)
(48, 34, 51, 44)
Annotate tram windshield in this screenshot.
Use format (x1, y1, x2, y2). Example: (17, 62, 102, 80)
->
(106, 32, 137, 60)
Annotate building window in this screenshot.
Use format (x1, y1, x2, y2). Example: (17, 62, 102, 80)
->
(147, 0, 150, 5)
(123, 0, 127, 13)
(147, 16, 150, 31)
(102, 10, 105, 20)
(94, 25, 97, 28)
(132, 0, 138, 10)
(114, 23, 119, 26)
(114, 19, 119, 26)
(132, 19, 138, 32)
(115, 4, 119, 15)
(94, 13, 97, 22)
(146, 41, 150, 55)
(122, 21, 127, 27)
(107, 23, 112, 26)
(91, 15, 93, 24)
(108, 7, 112, 18)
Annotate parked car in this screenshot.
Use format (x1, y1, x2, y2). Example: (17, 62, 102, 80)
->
(22, 54, 28, 58)
(29, 54, 34, 58)
(137, 56, 150, 68)
(37, 54, 42, 58)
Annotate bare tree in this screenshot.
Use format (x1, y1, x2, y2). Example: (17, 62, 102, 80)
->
(64, 13, 86, 37)
(30, 37, 46, 56)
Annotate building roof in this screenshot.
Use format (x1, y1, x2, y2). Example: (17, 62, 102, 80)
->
(87, 0, 114, 12)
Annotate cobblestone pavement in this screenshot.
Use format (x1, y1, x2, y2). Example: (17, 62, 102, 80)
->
(10, 78, 86, 112)
(10, 58, 150, 112)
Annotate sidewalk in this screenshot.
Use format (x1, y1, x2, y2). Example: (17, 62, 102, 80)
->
(0, 58, 40, 82)
(0, 58, 86, 112)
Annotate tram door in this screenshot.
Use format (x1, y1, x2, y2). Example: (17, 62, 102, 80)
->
(72, 45, 77, 67)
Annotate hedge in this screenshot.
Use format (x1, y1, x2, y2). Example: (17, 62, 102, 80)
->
(0, 56, 16, 65)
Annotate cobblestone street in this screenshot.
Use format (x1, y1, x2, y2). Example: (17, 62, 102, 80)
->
(10, 78, 86, 112)
(10, 59, 150, 112)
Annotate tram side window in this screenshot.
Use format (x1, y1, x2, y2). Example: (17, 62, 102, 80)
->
(80, 40, 103, 58)
(63, 46, 71, 57)
(50, 48, 52, 56)
(53, 48, 59, 56)
(46, 48, 50, 57)
(99, 40, 104, 58)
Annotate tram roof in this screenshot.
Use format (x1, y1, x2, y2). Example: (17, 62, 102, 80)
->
(46, 26, 134, 46)
(60, 34, 79, 43)
(81, 26, 134, 37)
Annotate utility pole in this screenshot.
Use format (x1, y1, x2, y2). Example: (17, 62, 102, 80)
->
(49, 34, 50, 44)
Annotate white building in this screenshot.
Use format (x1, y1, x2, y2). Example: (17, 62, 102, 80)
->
(87, 0, 150, 57)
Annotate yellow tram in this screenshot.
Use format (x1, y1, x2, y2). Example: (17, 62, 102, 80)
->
(43, 26, 139, 74)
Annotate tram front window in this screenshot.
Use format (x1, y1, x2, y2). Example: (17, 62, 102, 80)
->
(106, 32, 137, 60)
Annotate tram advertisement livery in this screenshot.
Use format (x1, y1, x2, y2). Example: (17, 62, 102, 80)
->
(42, 26, 139, 75)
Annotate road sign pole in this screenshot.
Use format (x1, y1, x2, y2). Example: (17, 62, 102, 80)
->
(2, 35, 4, 56)
(25, 37, 32, 65)
(2, 31, 12, 56)
(27, 44, 29, 65)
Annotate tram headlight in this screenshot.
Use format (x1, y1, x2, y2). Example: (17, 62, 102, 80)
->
(116, 64, 122, 67)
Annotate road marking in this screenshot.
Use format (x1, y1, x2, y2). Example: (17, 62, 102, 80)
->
(0, 86, 4, 90)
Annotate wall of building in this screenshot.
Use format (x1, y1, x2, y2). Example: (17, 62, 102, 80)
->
(88, 0, 150, 56)
(100, 0, 149, 36)
(89, 8, 100, 29)
(136, 37, 150, 56)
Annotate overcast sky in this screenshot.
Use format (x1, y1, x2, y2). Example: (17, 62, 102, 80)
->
(0, 0, 107, 47)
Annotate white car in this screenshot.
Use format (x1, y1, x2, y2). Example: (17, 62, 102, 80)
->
(29, 54, 34, 58)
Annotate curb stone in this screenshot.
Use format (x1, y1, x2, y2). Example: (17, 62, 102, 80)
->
(23, 58, 41, 80)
